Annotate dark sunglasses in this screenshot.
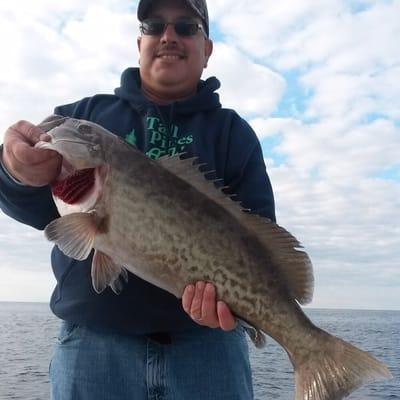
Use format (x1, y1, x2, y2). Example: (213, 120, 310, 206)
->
(140, 19, 206, 38)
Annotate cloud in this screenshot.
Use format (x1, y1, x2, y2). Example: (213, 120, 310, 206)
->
(212, 0, 400, 124)
(0, 264, 56, 303)
(209, 0, 341, 60)
(0, 2, 138, 134)
(255, 117, 400, 181)
(0, 213, 53, 270)
(0, 213, 55, 302)
(263, 160, 400, 310)
(204, 43, 286, 116)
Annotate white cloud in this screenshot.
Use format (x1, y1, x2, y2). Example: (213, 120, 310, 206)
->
(260, 117, 400, 181)
(0, 264, 55, 303)
(204, 42, 286, 116)
(0, 213, 52, 268)
(267, 162, 400, 311)
(211, 0, 400, 124)
(209, 0, 341, 60)
(0, 2, 138, 135)
(275, 1, 400, 71)
(0, 213, 55, 302)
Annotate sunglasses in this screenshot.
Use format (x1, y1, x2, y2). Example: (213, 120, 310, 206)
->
(140, 19, 207, 38)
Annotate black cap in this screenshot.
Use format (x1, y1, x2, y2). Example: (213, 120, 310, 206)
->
(137, 0, 209, 37)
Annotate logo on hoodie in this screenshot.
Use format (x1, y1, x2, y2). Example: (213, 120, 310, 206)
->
(144, 116, 193, 159)
(125, 129, 137, 146)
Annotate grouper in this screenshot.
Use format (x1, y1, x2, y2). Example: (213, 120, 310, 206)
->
(36, 116, 392, 400)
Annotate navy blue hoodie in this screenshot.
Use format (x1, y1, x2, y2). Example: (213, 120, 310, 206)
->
(0, 67, 275, 334)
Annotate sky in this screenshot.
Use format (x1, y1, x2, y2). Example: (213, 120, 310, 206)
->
(0, 0, 399, 310)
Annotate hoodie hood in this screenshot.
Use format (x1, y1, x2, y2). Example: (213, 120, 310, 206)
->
(114, 67, 221, 114)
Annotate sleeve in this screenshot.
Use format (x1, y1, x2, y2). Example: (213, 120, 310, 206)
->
(0, 145, 59, 230)
(223, 116, 276, 222)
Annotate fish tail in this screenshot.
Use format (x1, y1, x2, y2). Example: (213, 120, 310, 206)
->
(293, 328, 392, 400)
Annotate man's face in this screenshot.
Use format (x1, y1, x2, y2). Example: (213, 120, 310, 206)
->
(137, 0, 213, 100)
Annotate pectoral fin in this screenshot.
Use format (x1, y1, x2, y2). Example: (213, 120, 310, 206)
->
(91, 250, 128, 294)
(45, 212, 99, 260)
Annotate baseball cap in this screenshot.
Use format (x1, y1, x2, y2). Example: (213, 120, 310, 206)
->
(137, 0, 209, 37)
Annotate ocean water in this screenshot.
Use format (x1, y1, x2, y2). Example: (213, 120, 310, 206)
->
(0, 302, 398, 400)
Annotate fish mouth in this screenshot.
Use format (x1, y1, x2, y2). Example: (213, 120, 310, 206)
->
(56, 158, 78, 181)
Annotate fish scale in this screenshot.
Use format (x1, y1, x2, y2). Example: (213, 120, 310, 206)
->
(99, 155, 268, 300)
(37, 117, 392, 400)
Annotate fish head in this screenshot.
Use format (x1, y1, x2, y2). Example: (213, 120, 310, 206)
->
(36, 118, 116, 210)
(37, 118, 114, 170)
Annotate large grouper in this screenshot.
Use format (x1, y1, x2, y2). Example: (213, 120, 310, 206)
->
(36, 116, 391, 400)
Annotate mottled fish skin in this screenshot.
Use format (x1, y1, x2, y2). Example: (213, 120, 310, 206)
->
(39, 117, 392, 400)
(96, 145, 307, 341)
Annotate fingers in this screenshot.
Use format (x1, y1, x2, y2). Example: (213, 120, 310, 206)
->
(9, 120, 46, 145)
(12, 141, 59, 166)
(201, 283, 218, 325)
(182, 284, 195, 315)
(6, 121, 55, 165)
(190, 281, 206, 321)
(2, 120, 62, 186)
(217, 301, 237, 331)
(182, 281, 236, 330)
(183, 282, 218, 326)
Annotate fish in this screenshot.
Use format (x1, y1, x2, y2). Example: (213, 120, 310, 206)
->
(36, 116, 392, 400)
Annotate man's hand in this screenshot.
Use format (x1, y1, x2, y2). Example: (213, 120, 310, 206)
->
(2, 120, 62, 186)
(182, 281, 237, 331)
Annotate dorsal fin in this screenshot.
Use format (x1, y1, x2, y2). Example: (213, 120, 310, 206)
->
(156, 154, 314, 304)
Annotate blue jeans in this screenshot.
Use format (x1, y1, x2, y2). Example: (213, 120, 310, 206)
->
(50, 321, 254, 400)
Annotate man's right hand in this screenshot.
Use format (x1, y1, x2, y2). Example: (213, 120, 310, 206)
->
(2, 120, 62, 187)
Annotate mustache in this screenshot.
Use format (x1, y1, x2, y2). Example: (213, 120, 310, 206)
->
(154, 44, 186, 56)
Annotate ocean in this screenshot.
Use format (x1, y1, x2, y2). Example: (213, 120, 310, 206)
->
(0, 302, 398, 400)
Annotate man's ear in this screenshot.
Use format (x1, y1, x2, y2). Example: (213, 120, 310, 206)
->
(204, 39, 213, 68)
(137, 36, 142, 52)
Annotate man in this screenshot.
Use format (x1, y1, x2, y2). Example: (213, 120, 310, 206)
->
(0, 0, 275, 398)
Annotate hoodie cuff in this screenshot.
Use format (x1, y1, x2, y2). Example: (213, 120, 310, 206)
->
(0, 144, 27, 186)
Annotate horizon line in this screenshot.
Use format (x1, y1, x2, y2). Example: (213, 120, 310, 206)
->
(0, 300, 398, 313)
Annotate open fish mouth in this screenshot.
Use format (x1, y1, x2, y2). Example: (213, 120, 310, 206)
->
(53, 157, 78, 181)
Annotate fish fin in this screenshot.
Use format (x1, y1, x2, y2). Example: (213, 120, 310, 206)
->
(293, 328, 392, 400)
(45, 212, 99, 260)
(109, 268, 129, 295)
(237, 318, 267, 348)
(91, 250, 127, 294)
(156, 155, 313, 304)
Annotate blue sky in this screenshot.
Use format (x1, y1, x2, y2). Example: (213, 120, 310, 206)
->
(0, 0, 399, 310)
